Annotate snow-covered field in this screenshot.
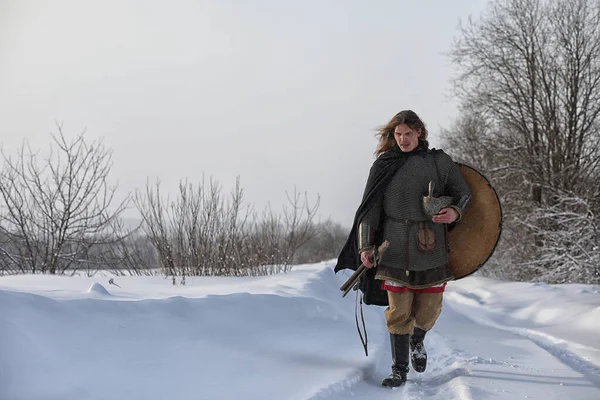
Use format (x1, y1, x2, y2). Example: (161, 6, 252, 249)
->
(1, 261, 599, 400)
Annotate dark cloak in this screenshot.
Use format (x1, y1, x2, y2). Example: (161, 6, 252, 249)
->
(334, 143, 435, 273)
(333, 143, 436, 305)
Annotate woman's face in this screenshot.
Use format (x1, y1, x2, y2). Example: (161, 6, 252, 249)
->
(394, 124, 422, 152)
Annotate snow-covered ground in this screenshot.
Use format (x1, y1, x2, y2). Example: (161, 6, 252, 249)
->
(1, 261, 599, 400)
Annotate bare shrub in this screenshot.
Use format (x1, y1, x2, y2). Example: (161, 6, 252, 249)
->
(0, 126, 134, 275)
(134, 176, 319, 280)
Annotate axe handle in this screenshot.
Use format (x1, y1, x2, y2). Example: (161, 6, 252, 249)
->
(339, 240, 389, 297)
(340, 264, 366, 295)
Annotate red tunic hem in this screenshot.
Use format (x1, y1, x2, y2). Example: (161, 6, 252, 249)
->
(381, 281, 447, 294)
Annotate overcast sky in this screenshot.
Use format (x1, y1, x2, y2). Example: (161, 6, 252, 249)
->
(0, 0, 488, 226)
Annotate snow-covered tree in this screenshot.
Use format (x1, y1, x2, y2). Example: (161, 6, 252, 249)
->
(442, 0, 600, 284)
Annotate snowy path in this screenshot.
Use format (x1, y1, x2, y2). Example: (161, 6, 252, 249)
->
(1, 262, 599, 400)
(321, 294, 600, 399)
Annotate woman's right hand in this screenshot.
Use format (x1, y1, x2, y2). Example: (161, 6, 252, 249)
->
(360, 248, 375, 268)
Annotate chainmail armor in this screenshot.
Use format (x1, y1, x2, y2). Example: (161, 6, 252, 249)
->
(359, 150, 471, 279)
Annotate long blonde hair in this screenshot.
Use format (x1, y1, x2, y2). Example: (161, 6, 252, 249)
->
(374, 110, 429, 157)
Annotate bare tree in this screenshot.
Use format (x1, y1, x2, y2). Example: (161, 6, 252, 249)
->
(0, 126, 130, 274)
(134, 175, 319, 280)
(443, 0, 600, 283)
(280, 187, 320, 267)
(450, 0, 600, 196)
(133, 179, 179, 279)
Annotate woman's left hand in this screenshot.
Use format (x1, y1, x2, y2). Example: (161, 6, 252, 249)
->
(432, 207, 458, 224)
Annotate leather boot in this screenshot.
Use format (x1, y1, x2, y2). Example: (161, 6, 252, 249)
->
(410, 327, 427, 373)
(381, 333, 409, 388)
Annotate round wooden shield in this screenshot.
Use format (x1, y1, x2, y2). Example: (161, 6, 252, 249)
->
(447, 163, 503, 279)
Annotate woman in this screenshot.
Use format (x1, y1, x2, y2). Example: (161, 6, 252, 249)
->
(334, 110, 472, 388)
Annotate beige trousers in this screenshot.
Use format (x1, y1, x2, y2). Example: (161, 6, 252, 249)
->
(384, 290, 444, 334)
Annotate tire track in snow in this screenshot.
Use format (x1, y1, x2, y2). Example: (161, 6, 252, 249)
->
(446, 291, 600, 389)
(310, 267, 599, 399)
